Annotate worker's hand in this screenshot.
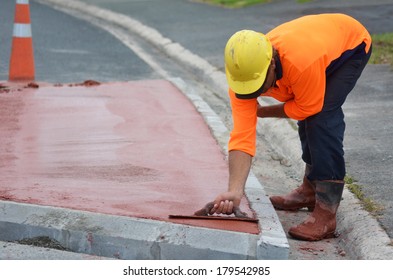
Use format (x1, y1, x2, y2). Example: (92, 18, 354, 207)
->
(210, 191, 242, 215)
(257, 103, 288, 118)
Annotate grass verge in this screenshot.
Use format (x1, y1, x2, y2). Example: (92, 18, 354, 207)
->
(197, 0, 269, 8)
(370, 33, 393, 66)
(344, 176, 384, 215)
(198, 0, 315, 7)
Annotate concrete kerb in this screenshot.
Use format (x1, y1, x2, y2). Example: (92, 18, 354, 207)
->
(0, 240, 112, 260)
(34, 0, 393, 259)
(337, 189, 393, 259)
(0, 200, 261, 260)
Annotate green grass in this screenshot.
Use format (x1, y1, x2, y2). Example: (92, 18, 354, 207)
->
(370, 33, 393, 66)
(199, 0, 314, 7)
(198, 0, 270, 8)
(345, 176, 384, 215)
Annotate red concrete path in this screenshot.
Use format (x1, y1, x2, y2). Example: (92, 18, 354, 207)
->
(0, 80, 259, 234)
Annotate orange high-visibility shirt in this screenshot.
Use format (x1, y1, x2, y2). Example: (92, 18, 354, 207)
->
(228, 13, 371, 156)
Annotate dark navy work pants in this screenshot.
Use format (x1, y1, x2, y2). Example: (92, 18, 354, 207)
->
(298, 45, 372, 181)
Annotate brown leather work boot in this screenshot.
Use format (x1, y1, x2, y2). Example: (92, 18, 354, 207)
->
(269, 164, 316, 211)
(288, 180, 344, 241)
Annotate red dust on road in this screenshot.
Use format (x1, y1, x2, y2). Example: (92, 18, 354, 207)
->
(0, 80, 259, 234)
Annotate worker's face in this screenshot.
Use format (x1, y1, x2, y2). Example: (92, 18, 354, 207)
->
(259, 60, 276, 94)
(235, 58, 276, 99)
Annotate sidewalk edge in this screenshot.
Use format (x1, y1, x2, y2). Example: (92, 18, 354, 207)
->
(0, 200, 260, 259)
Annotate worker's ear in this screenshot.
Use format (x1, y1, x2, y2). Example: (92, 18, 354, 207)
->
(270, 57, 276, 70)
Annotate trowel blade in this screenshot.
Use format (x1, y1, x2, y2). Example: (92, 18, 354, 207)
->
(168, 214, 258, 223)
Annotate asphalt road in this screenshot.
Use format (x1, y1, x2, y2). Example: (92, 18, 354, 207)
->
(0, 0, 159, 83)
(1, 0, 393, 259)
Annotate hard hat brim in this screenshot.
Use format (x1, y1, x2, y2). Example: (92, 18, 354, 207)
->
(225, 64, 269, 96)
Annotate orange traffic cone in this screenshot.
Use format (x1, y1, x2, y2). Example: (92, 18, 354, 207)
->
(9, 0, 35, 81)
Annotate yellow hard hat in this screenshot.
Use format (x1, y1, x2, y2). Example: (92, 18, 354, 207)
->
(224, 30, 272, 96)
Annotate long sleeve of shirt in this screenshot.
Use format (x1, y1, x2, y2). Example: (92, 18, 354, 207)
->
(228, 88, 258, 156)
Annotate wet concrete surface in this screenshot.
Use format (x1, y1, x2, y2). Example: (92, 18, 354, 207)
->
(0, 80, 258, 234)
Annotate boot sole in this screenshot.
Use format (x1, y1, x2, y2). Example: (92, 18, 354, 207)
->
(288, 230, 337, 241)
(272, 205, 315, 212)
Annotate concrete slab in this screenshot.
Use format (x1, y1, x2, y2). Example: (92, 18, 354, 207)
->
(0, 80, 289, 259)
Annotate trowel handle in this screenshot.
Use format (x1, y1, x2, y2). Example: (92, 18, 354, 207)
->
(194, 202, 248, 218)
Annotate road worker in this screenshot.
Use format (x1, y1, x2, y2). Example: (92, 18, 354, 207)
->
(210, 13, 372, 241)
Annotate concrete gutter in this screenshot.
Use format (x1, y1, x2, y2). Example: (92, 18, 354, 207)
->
(0, 240, 111, 260)
(29, 0, 393, 259)
(0, 199, 286, 259)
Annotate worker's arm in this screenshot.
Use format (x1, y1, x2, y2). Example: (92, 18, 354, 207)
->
(210, 150, 252, 215)
(257, 103, 288, 118)
(209, 89, 255, 215)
